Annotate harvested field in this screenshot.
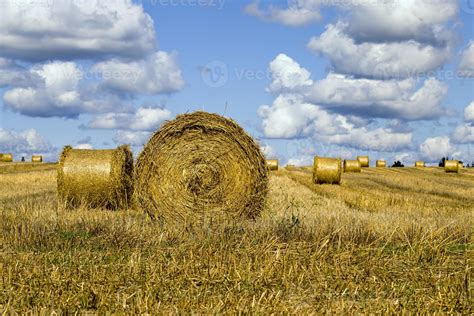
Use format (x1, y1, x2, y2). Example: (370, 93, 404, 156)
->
(0, 166, 472, 313)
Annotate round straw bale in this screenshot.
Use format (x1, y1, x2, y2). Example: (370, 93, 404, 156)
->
(376, 160, 386, 167)
(313, 156, 342, 184)
(266, 159, 279, 171)
(357, 156, 369, 167)
(31, 155, 43, 163)
(444, 160, 459, 173)
(57, 145, 133, 209)
(343, 160, 361, 173)
(415, 161, 425, 168)
(134, 111, 268, 222)
(0, 153, 13, 162)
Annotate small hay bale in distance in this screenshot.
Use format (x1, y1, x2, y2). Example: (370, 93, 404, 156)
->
(376, 160, 386, 167)
(313, 156, 342, 184)
(343, 159, 361, 173)
(0, 153, 13, 162)
(266, 159, 279, 171)
(134, 111, 268, 222)
(357, 156, 369, 168)
(57, 145, 133, 209)
(31, 155, 43, 163)
(415, 161, 425, 168)
(444, 160, 460, 173)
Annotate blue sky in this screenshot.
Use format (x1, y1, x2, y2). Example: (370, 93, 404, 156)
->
(0, 0, 473, 165)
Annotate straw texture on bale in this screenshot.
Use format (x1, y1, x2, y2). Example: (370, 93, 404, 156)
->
(376, 160, 386, 167)
(313, 156, 342, 185)
(444, 160, 459, 173)
(135, 111, 268, 222)
(0, 153, 13, 162)
(357, 156, 369, 167)
(31, 155, 43, 163)
(415, 161, 425, 168)
(57, 145, 133, 209)
(343, 160, 361, 173)
(266, 159, 279, 171)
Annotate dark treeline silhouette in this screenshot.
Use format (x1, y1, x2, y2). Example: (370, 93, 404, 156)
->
(392, 161, 404, 167)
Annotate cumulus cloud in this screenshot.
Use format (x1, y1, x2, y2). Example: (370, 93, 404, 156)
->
(0, 0, 155, 61)
(419, 136, 456, 161)
(344, 0, 458, 45)
(74, 143, 93, 150)
(260, 144, 276, 158)
(452, 124, 474, 144)
(87, 107, 172, 131)
(258, 94, 412, 152)
(267, 54, 313, 93)
(244, 0, 321, 26)
(308, 22, 451, 79)
(267, 55, 448, 120)
(258, 94, 350, 139)
(0, 128, 56, 156)
(2, 61, 128, 117)
(92, 52, 184, 95)
(464, 101, 474, 123)
(113, 130, 151, 146)
(451, 102, 474, 144)
(306, 73, 447, 120)
(458, 42, 474, 78)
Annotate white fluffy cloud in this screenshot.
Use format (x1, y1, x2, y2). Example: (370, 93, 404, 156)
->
(458, 42, 474, 78)
(0, 128, 55, 155)
(308, 22, 451, 79)
(267, 54, 313, 93)
(258, 94, 350, 139)
(92, 52, 184, 95)
(464, 102, 474, 123)
(268, 55, 448, 120)
(260, 144, 276, 158)
(113, 130, 151, 146)
(307, 74, 447, 120)
(2, 61, 126, 117)
(74, 143, 93, 150)
(244, 1, 321, 26)
(87, 107, 172, 131)
(258, 94, 412, 152)
(0, 0, 155, 61)
(452, 124, 474, 144)
(344, 0, 457, 45)
(419, 136, 456, 161)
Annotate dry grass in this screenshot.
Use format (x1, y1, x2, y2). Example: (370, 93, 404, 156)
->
(0, 166, 472, 313)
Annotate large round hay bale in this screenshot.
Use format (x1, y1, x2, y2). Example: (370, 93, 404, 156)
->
(313, 156, 342, 184)
(343, 160, 361, 173)
(357, 156, 369, 167)
(376, 160, 386, 167)
(444, 160, 459, 173)
(31, 155, 43, 163)
(266, 159, 279, 171)
(415, 161, 425, 168)
(57, 145, 133, 209)
(0, 153, 13, 162)
(134, 111, 268, 222)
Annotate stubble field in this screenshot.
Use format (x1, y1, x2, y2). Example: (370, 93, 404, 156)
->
(0, 163, 472, 313)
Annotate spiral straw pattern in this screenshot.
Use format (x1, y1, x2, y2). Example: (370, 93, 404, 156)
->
(134, 112, 268, 222)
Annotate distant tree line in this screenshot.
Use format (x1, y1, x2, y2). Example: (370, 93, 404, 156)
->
(390, 157, 474, 168)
